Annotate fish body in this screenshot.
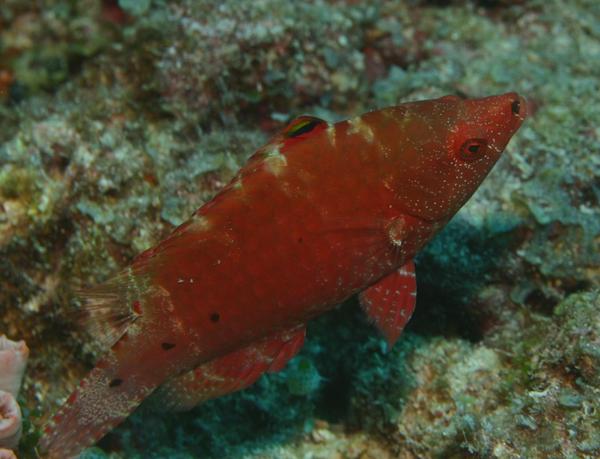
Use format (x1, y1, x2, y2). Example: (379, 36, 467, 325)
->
(40, 93, 526, 457)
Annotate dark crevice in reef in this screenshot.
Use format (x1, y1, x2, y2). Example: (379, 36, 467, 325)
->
(413, 215, 522, 342)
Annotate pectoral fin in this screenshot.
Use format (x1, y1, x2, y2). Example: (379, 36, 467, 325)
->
(359, 260, 417, 349)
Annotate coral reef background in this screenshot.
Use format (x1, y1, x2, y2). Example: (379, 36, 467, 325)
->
(0, 0, 599, 458)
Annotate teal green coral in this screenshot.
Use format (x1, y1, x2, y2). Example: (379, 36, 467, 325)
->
(286, 357, 323, 397)
(118, 0, 152, 17)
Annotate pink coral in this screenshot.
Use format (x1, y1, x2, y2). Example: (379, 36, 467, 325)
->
(0, 335, 28, 454)
(0, 335, 28, 398)
(0, 448, 17, 459)
(0, 390, 21, 449)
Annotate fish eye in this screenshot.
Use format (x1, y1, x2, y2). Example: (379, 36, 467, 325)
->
(459, 138, 488, 161)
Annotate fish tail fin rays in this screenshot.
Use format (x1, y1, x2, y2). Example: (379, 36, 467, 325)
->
(359, 260, 417, 350)
(149, 326, 305, 412)
(74, 267, 153, 351)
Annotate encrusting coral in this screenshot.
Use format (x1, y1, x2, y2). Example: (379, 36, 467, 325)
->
(0, 335, 28, 452)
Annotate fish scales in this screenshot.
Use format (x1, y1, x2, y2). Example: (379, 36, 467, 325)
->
(39, 93, 526, 458)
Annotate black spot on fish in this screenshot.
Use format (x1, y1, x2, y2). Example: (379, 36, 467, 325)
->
(161, 342, 176, 351)
(210, 312, 220, 323)
(109, 378, 123, 388)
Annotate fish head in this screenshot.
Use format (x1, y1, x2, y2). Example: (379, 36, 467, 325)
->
(393, 92, 527, 223)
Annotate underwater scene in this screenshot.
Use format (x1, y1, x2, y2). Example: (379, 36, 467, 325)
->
(0, 1, 599, 458)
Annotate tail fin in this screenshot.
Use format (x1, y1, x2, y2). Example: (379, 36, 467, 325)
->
(39, 284, 189, 458)
(38, 351, 157, 458)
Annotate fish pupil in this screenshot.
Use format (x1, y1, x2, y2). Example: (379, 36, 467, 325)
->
(459, 138, 487, 161)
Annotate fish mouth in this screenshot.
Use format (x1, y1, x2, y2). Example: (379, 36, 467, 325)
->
(511, 93, 528, 121)
(506, 93, 528, 135)
(489, 92, 528, 135)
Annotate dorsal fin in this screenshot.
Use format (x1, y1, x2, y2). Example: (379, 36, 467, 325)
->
(242, 115, 328, 167)
(281, 115, 327, 139)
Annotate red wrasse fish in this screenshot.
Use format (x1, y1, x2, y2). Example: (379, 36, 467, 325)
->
(39, 93, 526, 457)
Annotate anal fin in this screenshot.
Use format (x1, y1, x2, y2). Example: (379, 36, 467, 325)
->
(152, 326, 306, 412)
(359, 260, 417, 349)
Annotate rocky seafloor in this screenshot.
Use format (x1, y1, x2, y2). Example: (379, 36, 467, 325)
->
(0, 0, 599, 458)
